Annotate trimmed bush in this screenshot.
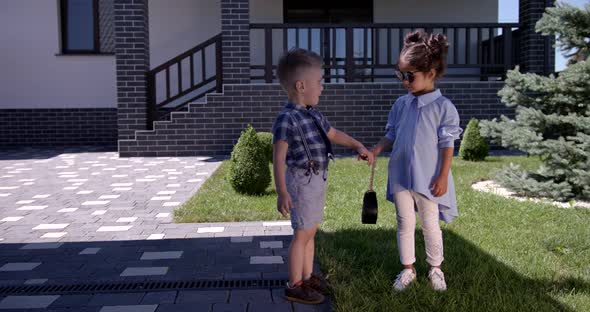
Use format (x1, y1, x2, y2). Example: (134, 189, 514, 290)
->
(459, 118, 489, 161)
(227, 125, 271, 195)
(257, 132, 274, 163)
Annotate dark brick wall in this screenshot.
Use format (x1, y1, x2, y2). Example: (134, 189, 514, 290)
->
(221, 0, 250, 84)
(0, 109, 117, 147)
(119, 82, 513, 157)
(114, 0, 150, 141)
(519, 0, 555, 74)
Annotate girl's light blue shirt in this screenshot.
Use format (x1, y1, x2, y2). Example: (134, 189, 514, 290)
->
(385, 89, 463, 223)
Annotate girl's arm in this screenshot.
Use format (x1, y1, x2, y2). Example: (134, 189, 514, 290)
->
(438, 147, 454, 178)
(432, 101, 462, 197)
(371, 137, 393, 157)
(431, 147, 454, 197)
(373, 102, 397, 157)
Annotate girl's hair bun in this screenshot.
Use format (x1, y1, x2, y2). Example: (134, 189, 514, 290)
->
(401, 30, 449, 78)
(426, 33, 449, 60)
(404, 30, 427, 46)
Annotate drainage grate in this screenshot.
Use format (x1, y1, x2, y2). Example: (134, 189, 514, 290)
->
(0, 279, 287, 296)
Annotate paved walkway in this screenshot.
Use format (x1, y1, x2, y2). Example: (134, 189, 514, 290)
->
(0, 148, 331, 312)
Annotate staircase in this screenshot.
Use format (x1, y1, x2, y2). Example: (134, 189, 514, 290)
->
(118, 82, 288, 157)
(146, 34, 222, 126)
(118, 31, 290, 158)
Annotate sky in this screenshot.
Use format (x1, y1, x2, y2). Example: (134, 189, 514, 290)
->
(498, 0, 588, 71)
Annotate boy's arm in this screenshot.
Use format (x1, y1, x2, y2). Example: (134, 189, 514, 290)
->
(273, 140, 292, 217)
(326, 128, 374, 165)
(371, 137, 393, 157)
(430, 147, 454, 197)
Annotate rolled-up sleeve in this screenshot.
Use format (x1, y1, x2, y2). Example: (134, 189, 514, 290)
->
(384, 100, 399, 142)
(437, 102, 463, 148)
(272, 113, 293, 144)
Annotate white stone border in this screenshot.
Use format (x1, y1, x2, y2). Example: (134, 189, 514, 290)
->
(471, 180, 590, 209)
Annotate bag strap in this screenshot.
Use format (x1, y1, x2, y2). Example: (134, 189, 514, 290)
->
(369, 160, 376, 191)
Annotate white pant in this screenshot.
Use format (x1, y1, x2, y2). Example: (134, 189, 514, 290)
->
(394, 190, 444, 266)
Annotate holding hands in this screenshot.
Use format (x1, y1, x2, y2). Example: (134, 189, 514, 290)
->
(369, 137, 392, 160)
(356, 145, 375, 166)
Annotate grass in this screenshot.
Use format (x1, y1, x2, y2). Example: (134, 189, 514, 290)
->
(175, 156, 590, 311)
(174, 161, 280, 222)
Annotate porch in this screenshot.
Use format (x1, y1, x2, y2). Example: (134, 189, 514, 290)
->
(113, 0, 554, 156)
(249, 23, 521, 83)
(147, 21, 523, 123)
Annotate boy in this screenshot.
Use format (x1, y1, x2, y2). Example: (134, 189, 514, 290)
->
(272, 48, 375, 304)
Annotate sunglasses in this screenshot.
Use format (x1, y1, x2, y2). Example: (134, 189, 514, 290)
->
(393, 64, 420, 83)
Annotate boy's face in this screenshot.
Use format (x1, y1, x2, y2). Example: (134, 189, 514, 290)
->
(295, 66, 323, 106)
(397, 59, 435, 94)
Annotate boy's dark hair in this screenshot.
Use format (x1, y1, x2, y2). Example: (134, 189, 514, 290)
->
(277, 48, 322, 91)
(400, 30, 449, 78)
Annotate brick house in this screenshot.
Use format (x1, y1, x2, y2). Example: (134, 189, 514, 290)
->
(0, 0, 554, 156)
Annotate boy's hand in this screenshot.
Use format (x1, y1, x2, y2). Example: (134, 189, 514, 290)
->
(356, 146, 375, 166)
(430, 175, 448, 197)
(277, 192, 293, 218)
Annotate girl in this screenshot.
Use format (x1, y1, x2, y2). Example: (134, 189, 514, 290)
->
(371, 30, 462, 292)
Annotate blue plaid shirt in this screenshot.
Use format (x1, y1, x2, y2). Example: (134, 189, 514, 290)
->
(272, 102, 332, 170)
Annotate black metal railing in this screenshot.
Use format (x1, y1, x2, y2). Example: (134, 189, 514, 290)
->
(481, 28, 521, 76)
(250, 23, 519, 82)
(147, 34, 222, 127)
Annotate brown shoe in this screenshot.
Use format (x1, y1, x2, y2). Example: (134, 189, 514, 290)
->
(285, 281, 325, 304)
(303, 273, 329, 295)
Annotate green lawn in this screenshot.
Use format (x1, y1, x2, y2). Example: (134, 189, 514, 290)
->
(175, 156, 590, 311)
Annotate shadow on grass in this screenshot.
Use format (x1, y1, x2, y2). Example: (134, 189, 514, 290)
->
(317, 228, 589, 312)
(230, 189, 276, 197)
(262, 189, 277, 196)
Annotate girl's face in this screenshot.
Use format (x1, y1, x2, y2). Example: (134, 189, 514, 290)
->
(396, 59, 436, 95)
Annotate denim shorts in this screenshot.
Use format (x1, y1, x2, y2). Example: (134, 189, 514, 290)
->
(285, 167, 328, 230)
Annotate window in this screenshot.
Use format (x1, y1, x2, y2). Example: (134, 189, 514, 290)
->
(60, 0, 99, 54)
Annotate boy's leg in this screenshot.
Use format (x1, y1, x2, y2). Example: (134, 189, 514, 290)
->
(394, 190, 417, 266)
(289, 226, 317, 285)
(302, 229, 329, 295)
(302, 224, 318, 280)
(413, 191, 444, 267)
(286, 225, 324, 304)
(287, 169, 326, 284)
(284, 168, 326, 302)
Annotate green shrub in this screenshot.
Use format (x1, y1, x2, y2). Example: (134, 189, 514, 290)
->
(459, 118, 489, 161)
(227, 125, 271, 195)
(257, 132, 273, 163)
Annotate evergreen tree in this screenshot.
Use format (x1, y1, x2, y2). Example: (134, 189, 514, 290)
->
(480, 3, 590, 201)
